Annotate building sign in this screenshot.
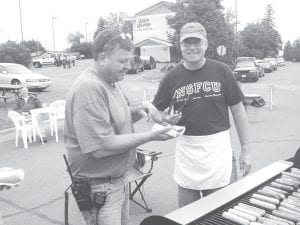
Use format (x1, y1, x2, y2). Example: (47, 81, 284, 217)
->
(137, 18, 153, 31)
(134, 13, 175, 43)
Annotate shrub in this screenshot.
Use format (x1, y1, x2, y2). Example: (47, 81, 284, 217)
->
(0, 41, 31, 67)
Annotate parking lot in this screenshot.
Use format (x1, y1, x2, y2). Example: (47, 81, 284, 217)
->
(1, 60, 300, 225)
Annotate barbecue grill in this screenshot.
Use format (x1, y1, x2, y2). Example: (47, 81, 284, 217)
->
(140, 160, 300, 225)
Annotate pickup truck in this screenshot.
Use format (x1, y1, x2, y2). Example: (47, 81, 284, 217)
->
(32, 53, 56, 68)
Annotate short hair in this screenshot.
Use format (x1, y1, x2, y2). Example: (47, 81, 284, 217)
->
(93, 28, 134, 60)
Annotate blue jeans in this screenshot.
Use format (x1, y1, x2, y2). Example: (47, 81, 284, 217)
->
(81, 176, 129, 225)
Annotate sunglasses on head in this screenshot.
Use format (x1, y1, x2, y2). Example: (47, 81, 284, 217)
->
(119, 33, 131, 40)
(106, 32, 132, 45)
(102, 32, 132, 53)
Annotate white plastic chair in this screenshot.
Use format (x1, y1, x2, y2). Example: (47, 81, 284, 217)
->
(8, 111, 34, 149)
(49, 100, 66, 142)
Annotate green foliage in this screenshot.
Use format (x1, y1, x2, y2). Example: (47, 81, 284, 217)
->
(22, 40, 45, 53)
(70, 42, 93, 59)
(0, 41, 31, 67)
(93, 12, 133, 40)
(67, 31, 92, 58)
(263, 4, 276, 29)
(283, 41, 293, 61)
(291, 39, 300, 62)
(67, 32, 84, 45)
(238, 4, 282, 58)
(166, 0, 235, 63)
(94, 17, 107, 39)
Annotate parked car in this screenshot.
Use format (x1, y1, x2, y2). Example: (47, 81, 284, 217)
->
(264, 57, 277, 71)
(143, 62, 177, 81)
(70, 52, 85, 60)
(254, 61, 265, 77)
(0, 63, 51, 91)
(140, 56, 156, 70)
(236, 57, 256, 63)
(276, 57, 285, 66)
(233, 61, 259, 82)
(32, 53, 56, 68)
(255, 60, 273, 73)
(124, 55, 144, 74)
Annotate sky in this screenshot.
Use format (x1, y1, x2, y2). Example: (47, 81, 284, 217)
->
(1, 0, 299, 51)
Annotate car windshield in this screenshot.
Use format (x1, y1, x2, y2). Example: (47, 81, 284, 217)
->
(6, 64, 31, 74)
(236, 61, 255, 67)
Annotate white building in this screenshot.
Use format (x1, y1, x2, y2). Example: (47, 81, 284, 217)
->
(132, 1, 178, 62)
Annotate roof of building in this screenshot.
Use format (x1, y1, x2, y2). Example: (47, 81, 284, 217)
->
(135, 1, 172, 17)
(134, 37, 173, 47)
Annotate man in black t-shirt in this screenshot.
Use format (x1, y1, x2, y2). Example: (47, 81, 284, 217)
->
(152, 22, 252, 208)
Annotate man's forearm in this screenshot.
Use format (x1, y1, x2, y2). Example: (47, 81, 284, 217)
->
(230, 102, 251, 152)
(90, 132, 154, 158)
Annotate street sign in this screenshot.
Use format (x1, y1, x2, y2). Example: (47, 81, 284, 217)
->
(217, 45, 226, 56)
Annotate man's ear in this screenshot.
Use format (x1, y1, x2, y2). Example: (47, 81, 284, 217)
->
(203, 39, 208, 51)
(98, 52, 106, 65)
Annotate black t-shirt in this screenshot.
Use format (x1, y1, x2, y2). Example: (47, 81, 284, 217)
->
(153, 59, 244, 136)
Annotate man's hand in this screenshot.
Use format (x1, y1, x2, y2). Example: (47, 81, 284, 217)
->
(137, 102, 159, 121)
(239, 151, 252, 176)
(162, 107, 182, 125)
(149, 125, 174, 141)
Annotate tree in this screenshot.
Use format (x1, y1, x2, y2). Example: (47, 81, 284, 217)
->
(93, 12, 133, 39)
(283, 41, 293, 61)
(166, 0, 235, 62)
(239, 23, 264, 58)
(291, 39, 300, 62)
(0, 41, 31, 67)
(261, 4, 282, 56)
(94, 17, 108, 39)
(69, 42, 93, 59)
(263, 4, 276, 30)
(67, 32, 84, 45)
(238, 4, 282, 58)
(22, 40, 45, 53)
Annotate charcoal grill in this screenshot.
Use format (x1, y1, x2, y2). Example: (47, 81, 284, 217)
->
(141, 160, 298, 225)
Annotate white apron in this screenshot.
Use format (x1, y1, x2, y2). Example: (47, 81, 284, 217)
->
(174, 129, 232, 190)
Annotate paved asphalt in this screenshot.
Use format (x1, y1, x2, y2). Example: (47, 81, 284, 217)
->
(0, 61, 300, 225)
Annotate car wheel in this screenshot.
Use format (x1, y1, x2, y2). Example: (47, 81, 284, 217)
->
(11, 79, 21, 85)
(33, 62, 41, 68)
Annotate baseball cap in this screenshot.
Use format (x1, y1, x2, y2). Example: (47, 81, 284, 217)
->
(180, 22, 207, 42)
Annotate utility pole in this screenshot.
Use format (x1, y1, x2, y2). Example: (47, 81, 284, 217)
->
(85, 22, 88, 43)
(18, 0, 24, 43)
(235, 0, 238, 58)
(52, 15, 56, 52)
